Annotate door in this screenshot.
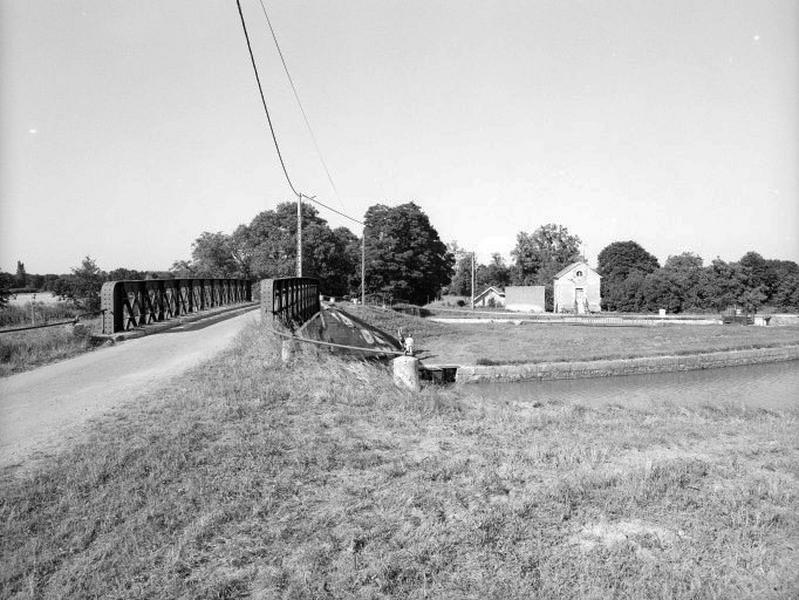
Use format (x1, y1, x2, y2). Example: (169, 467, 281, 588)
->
(575, 288, 586, 314)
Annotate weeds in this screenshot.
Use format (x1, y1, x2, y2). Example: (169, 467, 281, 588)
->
(0, 318, 103, 376)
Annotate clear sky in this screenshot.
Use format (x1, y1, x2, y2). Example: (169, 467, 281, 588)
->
(1, 0, 797, 274)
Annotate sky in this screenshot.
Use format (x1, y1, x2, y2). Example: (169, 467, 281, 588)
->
(1, 0, 797, 274)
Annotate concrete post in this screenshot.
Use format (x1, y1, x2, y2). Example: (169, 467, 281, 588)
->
(281, 339, 295, 364)
(393, 356, 421, 392)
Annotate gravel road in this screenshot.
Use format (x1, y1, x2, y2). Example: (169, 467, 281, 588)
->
(0, 309, 259, 469)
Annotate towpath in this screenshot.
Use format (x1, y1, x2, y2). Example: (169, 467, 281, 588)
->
(0, 308, 259, 470)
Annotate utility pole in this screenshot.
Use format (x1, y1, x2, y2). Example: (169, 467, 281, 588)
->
(296, 193, 303, 277)
(470, 252, 475, 310)
(361, 231, 366, 305)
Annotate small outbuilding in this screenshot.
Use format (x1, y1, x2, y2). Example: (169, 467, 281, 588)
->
(473, 286, 505, 308)
(553, 261, 601, 314)
(505, 286, 546, 312)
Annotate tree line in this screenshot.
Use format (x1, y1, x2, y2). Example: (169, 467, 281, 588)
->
(0, 259, 170, 311)
(172, 201, 453, 306)
(597, 242, 799, 313)
(3, 202, 797, 314)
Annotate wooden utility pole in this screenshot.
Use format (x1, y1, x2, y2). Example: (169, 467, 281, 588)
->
(470, 252, 475, 310)
(296, 193, 303, 277)
(361, 232, 366, 305)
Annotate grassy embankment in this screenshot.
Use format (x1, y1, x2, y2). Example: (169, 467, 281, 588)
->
(0, 301, 102, 377)
(2, 323, 797, 598)
(344, 305, 799, 365)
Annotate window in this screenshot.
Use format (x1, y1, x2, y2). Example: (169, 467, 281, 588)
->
(576, 270, 583, 277)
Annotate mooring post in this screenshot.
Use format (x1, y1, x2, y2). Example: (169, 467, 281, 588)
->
(392, 356, 421, 392)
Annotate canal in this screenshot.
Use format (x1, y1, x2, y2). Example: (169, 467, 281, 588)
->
(462, 359, 799, 410)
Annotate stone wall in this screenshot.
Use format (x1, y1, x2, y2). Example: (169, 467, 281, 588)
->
(456, 345, 799, 383)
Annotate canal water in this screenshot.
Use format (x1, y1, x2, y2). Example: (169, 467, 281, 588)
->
(462, 360, 799, 410)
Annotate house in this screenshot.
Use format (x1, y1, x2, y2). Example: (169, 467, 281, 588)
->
(505, 286, 546, 312)
(553, 261, 601, 314)
(473, 286, 505, 308)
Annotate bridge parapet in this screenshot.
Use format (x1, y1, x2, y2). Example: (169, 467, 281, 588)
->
(101, 278, 252, 334)
(261, 277, 320, 327)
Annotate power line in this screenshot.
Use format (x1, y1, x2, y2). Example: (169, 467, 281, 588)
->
(235, 0, 301, 198)
(303, 194, 363, 226)
(236, 1, 364, 229)
(257, 0, 345, 211)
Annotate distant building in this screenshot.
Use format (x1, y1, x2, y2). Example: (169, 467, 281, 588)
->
(505, 286, 546, 312)
(473, 286, 505, 308)
(553, 262, 601, 314)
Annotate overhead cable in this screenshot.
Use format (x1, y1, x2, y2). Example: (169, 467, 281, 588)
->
(235, 0, 301, 198)
(236, 1, 364, 230)
(257, 0, 344, 209)
(303, 194, 363, 226)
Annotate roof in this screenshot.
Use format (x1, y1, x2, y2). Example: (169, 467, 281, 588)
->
(473, 286, 505, 302)
(553, 261, 600, 280)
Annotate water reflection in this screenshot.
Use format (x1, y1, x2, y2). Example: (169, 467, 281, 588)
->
(462, 360, 799, 410)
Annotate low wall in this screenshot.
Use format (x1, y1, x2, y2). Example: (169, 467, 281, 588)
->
(456, 345, 799, 383)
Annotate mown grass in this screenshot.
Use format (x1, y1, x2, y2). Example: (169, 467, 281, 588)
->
(2, 324, 797, 599)
(0, 318, 103, 377)
(345, 306, 799, 364)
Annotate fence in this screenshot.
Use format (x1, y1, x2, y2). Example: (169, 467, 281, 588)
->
(100, 279, 252, 334)
(260, 277, 320, 327)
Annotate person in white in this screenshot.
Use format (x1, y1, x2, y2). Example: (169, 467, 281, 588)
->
(403, 333, 414, 356)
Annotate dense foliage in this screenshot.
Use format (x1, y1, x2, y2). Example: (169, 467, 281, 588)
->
(364, 202, 454, 305)
(597, 244, 799, 313)
(509, 224, 582, 310)
(449, 252, 511, 296)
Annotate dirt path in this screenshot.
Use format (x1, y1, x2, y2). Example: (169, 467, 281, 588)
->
(0, 309, 260, 469)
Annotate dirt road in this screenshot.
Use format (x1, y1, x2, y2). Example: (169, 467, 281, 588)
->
(0, 309, 260, 469)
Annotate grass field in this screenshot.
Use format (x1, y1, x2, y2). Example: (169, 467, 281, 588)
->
(0, 318, 103, 377)
(2, 324, 797, 598)
(343, 306, 799, 365)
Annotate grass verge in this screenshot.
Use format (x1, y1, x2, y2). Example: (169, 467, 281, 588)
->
(2, 324, 797, 598)
(0, 318, 103, 377)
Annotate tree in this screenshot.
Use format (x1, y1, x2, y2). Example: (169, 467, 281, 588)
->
(0, 272, 15, 308)
(170, 260, 196, 277)
(190, 232, 241, 278)
(763, 259, 799, 307)
(510, 224, 581, 310)
(511, 224, 582, 285)
(233, 202, 359, 296)
(772, 272, 799, 310)
(53, 256, 106, 310)
(448, 254, 474, 296)
(660, 252, 709, 312)
(107, 268, 146, 281)
(364, 202, 454, 305)
(14, 261, 27, 288)
(597, 241, 660, 311)
(481, 253, 511, 289)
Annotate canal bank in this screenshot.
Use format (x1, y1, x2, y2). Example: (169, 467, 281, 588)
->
(427, 344, 799, 383)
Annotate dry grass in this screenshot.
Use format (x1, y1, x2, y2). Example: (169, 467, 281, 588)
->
(0, 318, 103, 377)
(2, 323, 798, 598)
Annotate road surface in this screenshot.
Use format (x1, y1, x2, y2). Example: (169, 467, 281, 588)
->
(0, 309, 259, 469)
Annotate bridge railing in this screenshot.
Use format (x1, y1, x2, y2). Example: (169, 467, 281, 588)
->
(100, 278, 252, 334)
(260, 277, 320, 327)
